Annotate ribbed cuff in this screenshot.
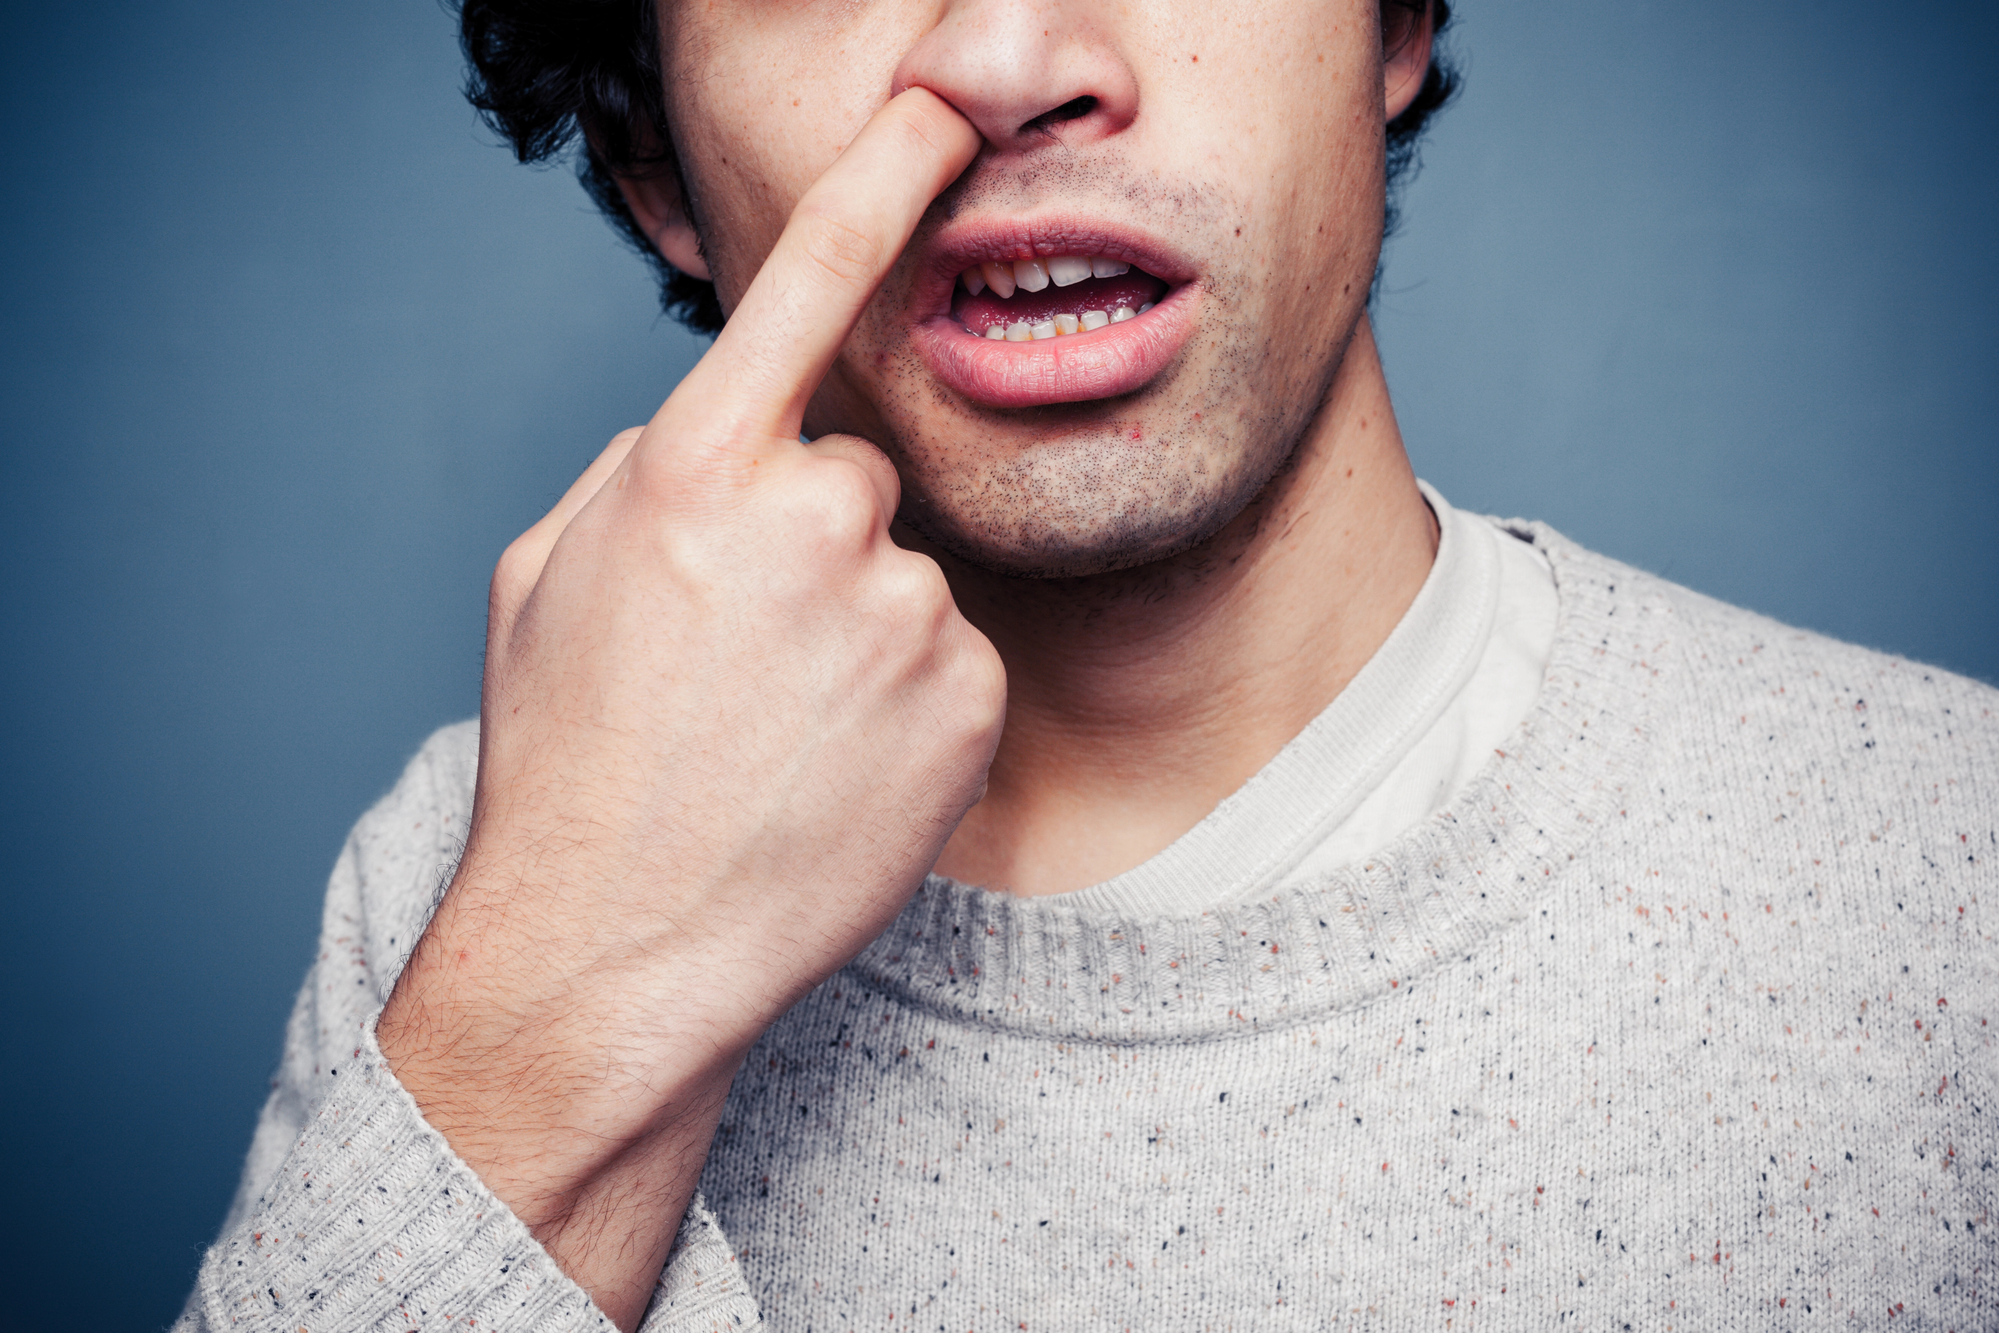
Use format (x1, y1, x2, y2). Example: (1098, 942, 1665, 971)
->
(638, 1195, 763, 1332)
(189, 1016, 612, 1332)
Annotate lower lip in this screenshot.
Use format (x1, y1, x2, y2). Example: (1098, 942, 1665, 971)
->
(912, 286, 1198, 409)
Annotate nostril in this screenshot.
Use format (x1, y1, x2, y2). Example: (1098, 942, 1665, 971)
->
(1021, 96, 1097, 136)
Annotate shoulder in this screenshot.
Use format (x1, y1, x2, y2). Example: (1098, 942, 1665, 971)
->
(1660, 560, 1994, 766)
(1527, 521, 1999, 824)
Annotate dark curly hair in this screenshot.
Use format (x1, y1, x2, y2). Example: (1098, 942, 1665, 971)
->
(455, 0, 1459, 335)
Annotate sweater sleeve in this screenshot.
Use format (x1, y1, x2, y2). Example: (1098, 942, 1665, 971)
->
(174, 723, 765, 1332)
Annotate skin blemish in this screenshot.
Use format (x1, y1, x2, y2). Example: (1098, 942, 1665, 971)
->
(1190, 53, 1198, 62)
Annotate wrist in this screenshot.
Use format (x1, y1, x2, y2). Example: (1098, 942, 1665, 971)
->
(377, 909, 754, 1227)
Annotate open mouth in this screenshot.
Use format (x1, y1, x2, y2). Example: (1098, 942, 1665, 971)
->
(950, 255, 1170, 341)
(911, 227, 1198, 410)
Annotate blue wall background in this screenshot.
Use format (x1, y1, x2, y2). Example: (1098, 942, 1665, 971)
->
(0, 1, 1990, 1325)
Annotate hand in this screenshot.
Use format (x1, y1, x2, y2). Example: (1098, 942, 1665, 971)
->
(376, 88, 994, 1331)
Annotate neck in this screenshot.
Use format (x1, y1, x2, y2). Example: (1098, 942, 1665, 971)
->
(926, 315, 1436, 896)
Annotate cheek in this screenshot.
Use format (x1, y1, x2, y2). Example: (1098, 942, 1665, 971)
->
(1134, 27, 1381, 306)
(665, 13, 913, 312)
(668, 111, 827, 311)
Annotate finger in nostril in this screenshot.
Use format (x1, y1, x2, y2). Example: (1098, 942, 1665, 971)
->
(1021, 95, 1098, 135)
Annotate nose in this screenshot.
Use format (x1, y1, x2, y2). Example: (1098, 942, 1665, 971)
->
(889, 0, 1138, 156)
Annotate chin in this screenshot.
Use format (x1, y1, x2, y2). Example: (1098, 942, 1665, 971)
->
(910, 520, 1210, 581)
(895, 432, 1283, 582)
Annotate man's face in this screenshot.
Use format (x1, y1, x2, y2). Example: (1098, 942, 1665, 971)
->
(660, 0, 1396, 578)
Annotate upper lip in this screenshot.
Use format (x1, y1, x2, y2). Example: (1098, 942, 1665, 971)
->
(912, 213, 1198, 318)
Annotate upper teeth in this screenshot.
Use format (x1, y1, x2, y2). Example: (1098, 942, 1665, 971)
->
(963, 255, 1130, 296)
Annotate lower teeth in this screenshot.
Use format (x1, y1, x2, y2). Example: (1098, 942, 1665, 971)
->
(973, 302, 1156, 341)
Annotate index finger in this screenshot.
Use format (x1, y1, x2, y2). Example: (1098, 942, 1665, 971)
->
(671, 88, 980, 444)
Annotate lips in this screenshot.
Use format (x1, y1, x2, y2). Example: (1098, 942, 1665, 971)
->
(908, 222, 1198, 409)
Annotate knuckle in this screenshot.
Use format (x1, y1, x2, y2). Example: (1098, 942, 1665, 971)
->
(621, 440, 678, 495)
(490, 534, 540, 602)
(818, 433, 898, 491)
(887, 109, 949, 171)
(794, 202, 886, 285)
(955, 641, 1009, 729)
(794, 463, 883, 551)
(880, 550, 951, 618)
(857, 449, 902, 505)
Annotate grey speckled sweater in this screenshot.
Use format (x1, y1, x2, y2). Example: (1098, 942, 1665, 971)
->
(178, 521, 1997, 1332)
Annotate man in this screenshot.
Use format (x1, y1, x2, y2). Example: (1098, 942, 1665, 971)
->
(179, 0, 1995, 1328)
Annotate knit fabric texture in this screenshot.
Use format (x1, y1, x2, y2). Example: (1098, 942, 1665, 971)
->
(179, 520, 1997, 1331)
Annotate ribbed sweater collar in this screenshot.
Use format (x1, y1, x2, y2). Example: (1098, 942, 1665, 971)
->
(1060, 482, 1501, 916)
(847, 522, 1673, 1043)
